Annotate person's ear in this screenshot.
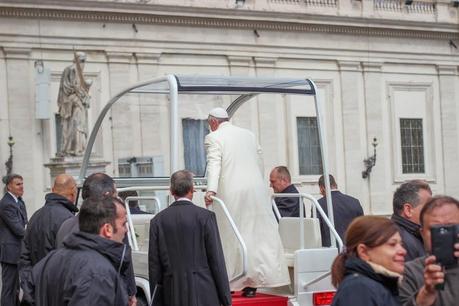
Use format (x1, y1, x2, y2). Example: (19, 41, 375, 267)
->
(100, 223, 113, 239)
(356, 243, 370, 261)
(402, 203, 413, 219)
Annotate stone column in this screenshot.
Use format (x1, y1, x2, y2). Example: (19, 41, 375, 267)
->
(254, 57, 285, 173)
(134, 52, 162, 157)
(437, 65, 459, 198)
(362, 62, 388, 214)
(3, 48, 45, 211)
(338, 61, 368, 211)
(0, 48, 8, 175)
(227, 56, 259, 134)
(106, 51, 134, 174)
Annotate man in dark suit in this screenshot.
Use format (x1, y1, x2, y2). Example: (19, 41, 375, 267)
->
(148, 170, 231, 306)
(0, 174, 28, 306)
(316, 174, 363, 247)
(269, 166, 300, 217)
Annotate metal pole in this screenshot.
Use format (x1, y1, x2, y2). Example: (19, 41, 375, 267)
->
(167, 75, 179, 174)
(311, 80, 336, 248)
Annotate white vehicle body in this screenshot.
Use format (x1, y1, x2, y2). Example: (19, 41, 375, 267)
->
(80, 75, 343, 306)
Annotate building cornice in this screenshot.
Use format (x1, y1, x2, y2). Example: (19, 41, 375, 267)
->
(0, 2, 458, 40)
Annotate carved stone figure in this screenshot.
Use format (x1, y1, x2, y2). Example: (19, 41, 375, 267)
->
(57, 52, 92, 157)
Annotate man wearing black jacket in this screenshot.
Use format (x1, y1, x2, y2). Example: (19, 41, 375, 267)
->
(317, 174, 363, 247)
(20, 174, 78, 275)
(24, 197, 130, 306)
(149, 170, 231, 306)
(270, 166, 300, 217)
(390, 180, 432, 262)
(55, 172, 137, 305)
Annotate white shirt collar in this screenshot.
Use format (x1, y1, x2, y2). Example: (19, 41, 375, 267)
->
(176, 197, 193, 203)
(7, 191, 18, 203)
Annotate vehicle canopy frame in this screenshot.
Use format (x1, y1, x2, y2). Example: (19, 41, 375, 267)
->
(79, 74, 337, 246)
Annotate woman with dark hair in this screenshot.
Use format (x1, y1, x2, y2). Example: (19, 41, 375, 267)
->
(331, 216, 406, 306)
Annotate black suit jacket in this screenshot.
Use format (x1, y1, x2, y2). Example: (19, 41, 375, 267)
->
(148, 200, 231, 306)
(317, 190, 363, 247)
(0, 192, 28, 264)
(274, 184, 300, 217)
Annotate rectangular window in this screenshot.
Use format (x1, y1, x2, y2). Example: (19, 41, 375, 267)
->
(400, 118, 425, 173)
(182, 119, 209, 176)
(297, 117, 323, 175)
(118, 157, 153, 177)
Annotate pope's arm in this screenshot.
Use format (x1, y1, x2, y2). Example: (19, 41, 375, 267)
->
(204, 133, 222, 194)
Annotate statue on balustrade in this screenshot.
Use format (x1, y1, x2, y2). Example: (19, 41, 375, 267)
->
(57, 52, 93, 157)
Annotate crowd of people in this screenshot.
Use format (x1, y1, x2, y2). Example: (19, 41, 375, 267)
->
(0, 107, 457, 306)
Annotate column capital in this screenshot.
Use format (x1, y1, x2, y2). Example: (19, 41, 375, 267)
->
(3, 47, 31, 60)
(227, 56, 252, 67)
(135, 52, 161, 65)
(254, 57, 277, 68)
(338, 60, 361, 72)
(105, 51, 133, 64)
(437, 65, 457, 76)
(362, 61, 383, 73)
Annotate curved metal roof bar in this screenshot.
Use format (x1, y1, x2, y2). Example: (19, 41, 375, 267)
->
(78, 76, 172, 182)
(226, 93, 258, 118)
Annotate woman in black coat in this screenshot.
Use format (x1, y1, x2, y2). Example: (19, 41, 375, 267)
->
(331, 216, 407, 306)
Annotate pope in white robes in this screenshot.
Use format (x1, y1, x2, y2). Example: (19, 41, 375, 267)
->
(204, 107, 290, 293)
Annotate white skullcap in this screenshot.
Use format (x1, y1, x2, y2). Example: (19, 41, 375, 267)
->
(208, 107, 229, 119)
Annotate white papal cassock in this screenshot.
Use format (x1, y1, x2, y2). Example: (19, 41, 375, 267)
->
(205, 121, 290, 290)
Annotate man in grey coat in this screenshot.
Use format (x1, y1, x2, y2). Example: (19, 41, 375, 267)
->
(149, 170, 231, 306)
(399, 196, 459, 306)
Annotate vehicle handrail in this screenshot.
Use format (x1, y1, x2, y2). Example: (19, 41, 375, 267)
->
(271, 193, 343, 252)
(125, 196, 161, 214)
(210, 196, 248, 283)
(271, 199, 282, 221)
(302, 271, 331, 289)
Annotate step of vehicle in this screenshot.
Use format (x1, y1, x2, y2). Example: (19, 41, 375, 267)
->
(232, 292, 288, 306)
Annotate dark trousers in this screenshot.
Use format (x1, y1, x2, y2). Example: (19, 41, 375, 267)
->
(1, 262, 19, 306)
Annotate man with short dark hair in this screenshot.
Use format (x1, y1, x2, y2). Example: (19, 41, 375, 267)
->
(0, 174, 28, 306)
(149, 170, 231, 306)
(55, 172, 136, 305)
(391, 180, 432, 261)
(56, 172, 116, 247)
(269, 166, 300, 217)
(399, 195, 459, 306)
(25, 197, 130, 306)
(19, 174, 79, 298)
(317, 174, 363, 247)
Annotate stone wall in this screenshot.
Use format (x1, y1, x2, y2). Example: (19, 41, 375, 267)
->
(0, 0, 458, 214)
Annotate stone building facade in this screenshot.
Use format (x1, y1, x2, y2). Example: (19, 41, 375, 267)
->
(0, 0, 458, 213)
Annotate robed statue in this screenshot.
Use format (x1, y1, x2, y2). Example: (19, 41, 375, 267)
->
(57, 52, 93, 156)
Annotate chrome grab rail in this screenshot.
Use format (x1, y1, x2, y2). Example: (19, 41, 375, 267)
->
(118, 186, 161, 252)
(210, 196, 248, 283)
(271, 193, 343, 252)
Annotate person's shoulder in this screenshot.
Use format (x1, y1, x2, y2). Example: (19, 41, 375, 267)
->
(334, 273, 381, 303)
(404, 256, 425, 274)
(0, 193, 14, 205)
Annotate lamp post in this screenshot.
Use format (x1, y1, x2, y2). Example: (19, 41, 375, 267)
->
(362, 137, 378, 179)
(5, 136, 15, 175)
